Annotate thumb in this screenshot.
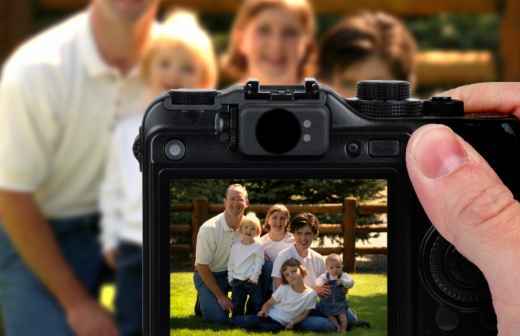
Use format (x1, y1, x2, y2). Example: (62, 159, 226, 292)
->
(406, 124, 520, 336)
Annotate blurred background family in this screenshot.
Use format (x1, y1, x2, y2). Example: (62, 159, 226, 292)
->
(1, 0, 519, 335)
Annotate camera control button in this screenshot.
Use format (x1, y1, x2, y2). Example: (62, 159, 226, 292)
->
(165, 139, 186, 161)
(435, 306, 459, 331)
(368, 140, 400, 157)
(345, 141, 362, 157)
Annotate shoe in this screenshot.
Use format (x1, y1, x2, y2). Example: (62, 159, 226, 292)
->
(355, 319, 371, 328)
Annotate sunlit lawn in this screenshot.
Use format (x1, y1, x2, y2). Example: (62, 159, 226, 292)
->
(169, 272, 387, 336)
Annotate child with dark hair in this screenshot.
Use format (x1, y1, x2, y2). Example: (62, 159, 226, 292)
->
(232, 258, 337, 332)
(318, 11, 417, 97)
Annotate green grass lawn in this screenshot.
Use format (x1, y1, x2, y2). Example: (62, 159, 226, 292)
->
(170, 272, 387, 336)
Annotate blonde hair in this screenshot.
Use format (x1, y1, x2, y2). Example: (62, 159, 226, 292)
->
(325, 253, 343, 266)
(240, 212, 262, 236)
(140, 9, 217, 88)
(264, 204, 290, 232)
(221, 0, 317, 81)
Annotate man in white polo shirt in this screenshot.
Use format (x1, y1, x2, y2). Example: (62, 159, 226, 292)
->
(0, 1, 159, 335)
(194, 184, 249, 324)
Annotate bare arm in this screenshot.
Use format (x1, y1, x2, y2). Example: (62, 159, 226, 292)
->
(0, 190, 117, 335)
(258, 297, 276, 317)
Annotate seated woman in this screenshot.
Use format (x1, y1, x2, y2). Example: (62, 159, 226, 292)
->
(271, 212, 370, 329)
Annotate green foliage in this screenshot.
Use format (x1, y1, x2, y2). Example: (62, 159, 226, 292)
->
(170, 272, 387, 335)
(406, 13, 499, 51)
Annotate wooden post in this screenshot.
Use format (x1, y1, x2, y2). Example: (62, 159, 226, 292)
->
(500, 0, 520, 81)
(191, 197, 209, 265)
(343, 197, 357, 273)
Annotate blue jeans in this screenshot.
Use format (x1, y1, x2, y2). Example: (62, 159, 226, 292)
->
(259, 259, 273, 303)
(0, 214, 105, 336)
(232, 314, 336, 332)
(193, 271, 230, 324)
(114, 242, 143, 336)
(230, 279, 262, 316)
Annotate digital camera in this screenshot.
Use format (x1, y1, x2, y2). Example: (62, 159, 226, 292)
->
(135, 79, 520, 335)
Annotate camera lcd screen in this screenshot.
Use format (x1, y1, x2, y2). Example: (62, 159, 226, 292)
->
(168, 178, 388, 335)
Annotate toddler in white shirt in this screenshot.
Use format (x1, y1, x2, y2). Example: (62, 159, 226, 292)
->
(228, 212, 265, 316)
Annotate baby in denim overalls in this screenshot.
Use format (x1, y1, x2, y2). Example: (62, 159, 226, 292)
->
(316, 254, 354, 332)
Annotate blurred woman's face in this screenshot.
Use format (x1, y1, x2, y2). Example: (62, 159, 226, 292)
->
(148, 44, 206, 95)
(239, 7, 309, 84)
(330, 55, 394, 98)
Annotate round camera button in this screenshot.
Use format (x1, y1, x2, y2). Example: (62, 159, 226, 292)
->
(165, 139, 186, 160)
(435, 306, 459, 331)
(346, 141, 362, 157)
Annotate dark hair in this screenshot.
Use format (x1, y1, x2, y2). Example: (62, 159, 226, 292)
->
(289, 212, 319, 235)
(280, 258, 307, 284)
(318, 11, 417, 82)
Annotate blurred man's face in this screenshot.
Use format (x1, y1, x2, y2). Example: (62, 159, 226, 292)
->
(224, 188, 248, 217)
(94, 0, 159, 23)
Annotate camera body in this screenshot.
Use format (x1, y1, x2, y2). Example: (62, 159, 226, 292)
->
(136, 79, 520, 336)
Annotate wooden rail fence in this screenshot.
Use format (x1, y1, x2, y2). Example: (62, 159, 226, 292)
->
(170, 196, 387, 273)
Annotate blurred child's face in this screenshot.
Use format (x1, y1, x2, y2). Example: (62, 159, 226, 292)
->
(282, 265, 304, 285)
(330, 55, 394, 98)
(268, 211, 289, 232)
(239, 7, 309, 83)
(293, 225, 315, 250)
(240, 221, 259, 242)
(148, 44, 206, 95)
(326, 258, 343, 277)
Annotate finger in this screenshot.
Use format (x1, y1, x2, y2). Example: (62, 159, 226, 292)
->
(406, 124, 520, 334)
(437, 82, 520, 118)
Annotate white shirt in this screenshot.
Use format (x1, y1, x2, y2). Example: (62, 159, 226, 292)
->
(268, 284, 317, 325)
(99, 112, 146, 251)
(227, 240, 264, 284)
(195, 213, 240, 272)
(272, 245, 326, 288)
(260, 232, 295, 261)
(316, 272, 354, 289)
(0, 11, 147, 218)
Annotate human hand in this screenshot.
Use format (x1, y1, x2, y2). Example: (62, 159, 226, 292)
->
(285, 321, 295, 329)
(248, 278, 258, 285)
(315, 284, 330, 297)
(406, 82, 520, 336)
(103, 248, 118, 270)
(66, 298, 118, 336)
(217, 295, 234, 312)
(257, 309, 267, 317)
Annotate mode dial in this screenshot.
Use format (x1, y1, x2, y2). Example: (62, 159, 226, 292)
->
(348, 80, 422, 117)
(357, 80, 410, 101)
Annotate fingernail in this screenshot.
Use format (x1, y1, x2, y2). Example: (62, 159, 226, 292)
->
(410, 125, 468, 179)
